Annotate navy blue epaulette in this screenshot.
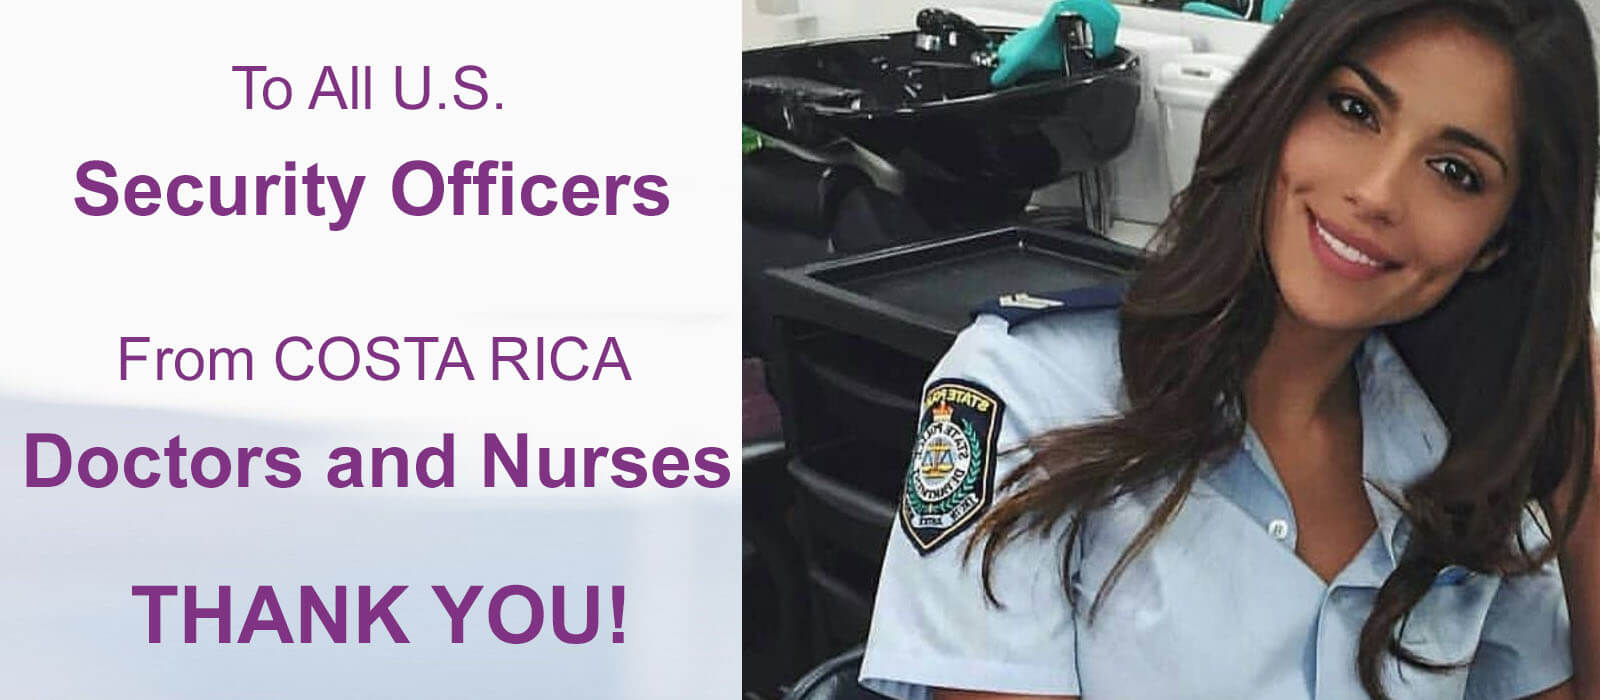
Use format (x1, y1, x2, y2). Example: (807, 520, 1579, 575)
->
(970, 281, 1127, 329)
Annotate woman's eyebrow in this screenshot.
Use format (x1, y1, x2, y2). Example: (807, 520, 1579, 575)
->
(1336, 60, 1399, 108)
(1440, 126, 1509, 175)
(1334, 59, 1510, 176)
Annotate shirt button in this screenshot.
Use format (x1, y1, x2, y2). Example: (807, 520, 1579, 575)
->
(1267, 519, 1291, 540)
(1435, 565, 1471, 585)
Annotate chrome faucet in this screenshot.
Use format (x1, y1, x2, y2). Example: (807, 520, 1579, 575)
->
(914, 9, 994, 58)
(1054, 13, 1096, 75)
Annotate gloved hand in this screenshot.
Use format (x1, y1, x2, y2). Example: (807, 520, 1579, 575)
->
(1180, 2, 1247, 20)
(989, 0, 1120, 88)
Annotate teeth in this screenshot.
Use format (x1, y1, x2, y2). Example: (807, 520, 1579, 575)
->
(1315, 219, 1383, 268)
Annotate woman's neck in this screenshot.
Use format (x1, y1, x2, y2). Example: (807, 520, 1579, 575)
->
(1246, 306, 1367, 434)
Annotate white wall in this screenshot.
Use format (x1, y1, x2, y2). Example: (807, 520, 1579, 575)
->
(743, 0, 1046, 48)
(747, 0, 1600, 59)
(740, 1, 1269, 52)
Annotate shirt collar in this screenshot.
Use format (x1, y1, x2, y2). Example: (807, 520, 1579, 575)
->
(1355, 330, 1451, 568)
(1198, 330, 1450, 586)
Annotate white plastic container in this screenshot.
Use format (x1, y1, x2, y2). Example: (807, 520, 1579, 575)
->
(1155, 53, 1244, 194)
(1103, 27, 1200, 225)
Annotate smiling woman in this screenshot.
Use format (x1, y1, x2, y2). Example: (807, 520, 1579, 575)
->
(1269, 19, 1520, 332)
(858, 0, 1598, 698)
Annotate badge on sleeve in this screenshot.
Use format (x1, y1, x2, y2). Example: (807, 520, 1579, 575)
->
(900, 379, 1004, 555)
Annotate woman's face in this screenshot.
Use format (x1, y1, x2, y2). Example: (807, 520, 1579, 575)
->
(1265, 13, 1520, 332)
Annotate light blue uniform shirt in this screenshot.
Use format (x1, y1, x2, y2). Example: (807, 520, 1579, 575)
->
(861, 307, 1571, 700)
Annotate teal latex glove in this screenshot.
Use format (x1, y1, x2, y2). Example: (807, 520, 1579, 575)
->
(1262, 0, 1292, 23)
(1180, 2, 1245, 20)
(989, 0, 1120, 88)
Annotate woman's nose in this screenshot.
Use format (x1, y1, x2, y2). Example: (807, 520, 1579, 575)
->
(1345, 147, 1409, 227)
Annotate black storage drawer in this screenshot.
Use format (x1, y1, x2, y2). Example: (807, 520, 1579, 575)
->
(787, 442, 903, 564)
(786, 330, 927, 454)
(808, 565, 876, 648)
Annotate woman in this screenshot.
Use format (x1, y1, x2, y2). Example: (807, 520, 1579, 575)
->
(859, 0, 1597, 698)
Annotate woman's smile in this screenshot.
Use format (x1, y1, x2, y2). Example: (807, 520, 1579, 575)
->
(1306, 206, 1402, 280)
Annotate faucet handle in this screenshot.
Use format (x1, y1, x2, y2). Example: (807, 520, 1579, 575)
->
(1054, 13, 1094, 75)
(914, 8, 945, 52)
(914, 8, 992, 53)
(989, 0, 1120, 87)
(1049, 0, 1120, 59)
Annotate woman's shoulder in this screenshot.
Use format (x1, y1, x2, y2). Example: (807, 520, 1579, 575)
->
(866, 302, 1123, 698)
(932, 304, 1126, 446)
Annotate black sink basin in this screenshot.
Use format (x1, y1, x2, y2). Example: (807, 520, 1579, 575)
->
(743, 28, 1141, 194)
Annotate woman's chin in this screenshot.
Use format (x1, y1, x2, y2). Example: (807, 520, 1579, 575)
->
(1277, 289, 1387, 334)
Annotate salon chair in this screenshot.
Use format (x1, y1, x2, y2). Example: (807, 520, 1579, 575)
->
(781, 646, 891, 700)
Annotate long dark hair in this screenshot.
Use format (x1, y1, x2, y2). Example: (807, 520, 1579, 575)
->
(968, 0, 1598, 696)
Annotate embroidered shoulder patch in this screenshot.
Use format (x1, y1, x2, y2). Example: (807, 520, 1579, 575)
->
(900, 379, 1004, 555)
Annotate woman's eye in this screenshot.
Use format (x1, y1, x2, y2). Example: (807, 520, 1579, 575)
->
(1328, 92, 1376, 128)
(1428, 158, 1483, 193)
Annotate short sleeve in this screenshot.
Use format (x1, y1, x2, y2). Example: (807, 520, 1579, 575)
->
(1464, 508, 1573, 700)
(859, 312, 1122, 700)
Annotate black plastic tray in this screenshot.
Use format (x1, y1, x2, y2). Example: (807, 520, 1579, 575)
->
(764, 225, 1141, 362)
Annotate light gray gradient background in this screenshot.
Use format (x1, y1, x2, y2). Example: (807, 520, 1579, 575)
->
(0, 0, 740, 697)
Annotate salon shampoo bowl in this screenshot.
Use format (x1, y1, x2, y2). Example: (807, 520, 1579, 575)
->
(743, 28, 1142, 195)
